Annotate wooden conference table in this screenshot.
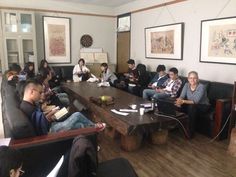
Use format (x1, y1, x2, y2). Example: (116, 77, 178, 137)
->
(62, 82, 188, 151)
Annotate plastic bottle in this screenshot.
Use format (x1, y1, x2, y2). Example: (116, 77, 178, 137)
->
(151, 98, 155, 111)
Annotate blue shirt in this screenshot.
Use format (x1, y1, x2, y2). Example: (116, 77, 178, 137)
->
(150, 74, 168, 87)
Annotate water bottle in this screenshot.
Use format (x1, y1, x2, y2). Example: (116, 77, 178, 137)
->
(151, 98, 155, 111)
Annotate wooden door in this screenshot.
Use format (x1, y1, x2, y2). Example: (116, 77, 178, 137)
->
(117, 32, 130, 73)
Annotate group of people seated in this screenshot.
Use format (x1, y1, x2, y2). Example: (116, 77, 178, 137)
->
(5, 57, 211, 139)
(121, 60, 210, 138)
(1, 58, 212, 176)
(5, 59, 106, 137)
(71, 58, 210, 138)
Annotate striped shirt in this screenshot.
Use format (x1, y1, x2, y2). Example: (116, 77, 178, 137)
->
(162, 78, 182, 97)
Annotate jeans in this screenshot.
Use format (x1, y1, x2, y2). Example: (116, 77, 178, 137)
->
(143, 89, 170, 100)
(50, 112, 94, 133)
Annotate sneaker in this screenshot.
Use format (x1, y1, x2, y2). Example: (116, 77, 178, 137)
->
(95, 122, 106, 131)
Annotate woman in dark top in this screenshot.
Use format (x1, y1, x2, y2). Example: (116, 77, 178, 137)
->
(39, 59, 59, 88)
(131, 64, 150, 96)
(37, 68, 69, 107)
(20, 62, 35, 79)
(175, 71, 210, 138)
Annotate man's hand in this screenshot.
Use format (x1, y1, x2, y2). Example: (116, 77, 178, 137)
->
(175, 98, 184, 107)
(124, 73, 129, 77)
(155, 88, 164, 93)
(45, 108, 59, 122)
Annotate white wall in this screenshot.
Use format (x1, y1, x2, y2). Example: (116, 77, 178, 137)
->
(0, 0, 117, 66)
(35, 12, 116, 66)
(116, 0, 236, 84)
(0, 0, 114, 15)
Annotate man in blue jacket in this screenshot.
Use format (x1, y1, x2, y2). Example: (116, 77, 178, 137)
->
(142, 65, 168, 100)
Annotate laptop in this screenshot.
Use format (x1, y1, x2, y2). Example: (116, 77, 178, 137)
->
(156, 99, 185, 117)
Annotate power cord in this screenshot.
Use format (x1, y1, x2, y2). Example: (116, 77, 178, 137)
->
(154, 112, 190, 139)
(154, 112, 232, 142)
(209, 112, 231, 142)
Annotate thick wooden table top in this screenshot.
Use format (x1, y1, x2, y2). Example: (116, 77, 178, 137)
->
(62, 82, 187, 135)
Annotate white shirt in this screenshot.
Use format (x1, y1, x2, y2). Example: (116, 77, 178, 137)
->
(73, 64, 90, 82)
(164, 80, 175, 92)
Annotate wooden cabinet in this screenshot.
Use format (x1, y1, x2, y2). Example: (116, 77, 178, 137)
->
(1, 10, 37, 72)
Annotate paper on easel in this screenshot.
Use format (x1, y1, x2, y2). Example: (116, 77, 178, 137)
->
(94, 52, 108, 63)
(80, 52, 94, 63)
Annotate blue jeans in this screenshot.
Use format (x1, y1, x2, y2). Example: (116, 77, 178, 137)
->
(143, 89, 170, 100)
(50, 112, 94, 132)
(143, 89, 156, 99)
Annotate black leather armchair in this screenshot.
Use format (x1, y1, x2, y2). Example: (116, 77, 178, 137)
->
(1, 75, 98, 176)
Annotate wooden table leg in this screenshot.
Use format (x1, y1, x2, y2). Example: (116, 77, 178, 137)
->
(104, 127, 120, 139)
(151, 129, 168, 145)
(120, 133, 142, 151)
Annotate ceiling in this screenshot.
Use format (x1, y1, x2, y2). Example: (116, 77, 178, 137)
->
(53, 0, 137, 7)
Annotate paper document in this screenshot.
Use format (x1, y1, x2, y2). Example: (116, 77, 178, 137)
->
(0, 138, 11, 146)
(111, 109, 129, 116)
(47, 155, 64, 177)
(119, 109, 138, 112)
(54, 107, 68, 120)
(140, 103, 152, 108)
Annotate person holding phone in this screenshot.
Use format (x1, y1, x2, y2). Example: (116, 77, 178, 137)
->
(142, 65, 168, 100)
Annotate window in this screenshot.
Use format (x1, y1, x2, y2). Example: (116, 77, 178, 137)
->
(117, 14, 130, 32)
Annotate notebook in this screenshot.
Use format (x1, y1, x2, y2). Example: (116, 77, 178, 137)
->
(54, 107, 69, 120)
(156, 99, 185, 117)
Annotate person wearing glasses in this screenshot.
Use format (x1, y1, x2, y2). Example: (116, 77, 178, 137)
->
(0, 146, 24, 177)
(175, 71, 210, 138)
(20, 79, 106, 135)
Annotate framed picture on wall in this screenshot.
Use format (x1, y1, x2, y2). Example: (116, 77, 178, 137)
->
(200, 16, 236, 65)
(145, 22, 184, 60)
(43, 16, 71, 63)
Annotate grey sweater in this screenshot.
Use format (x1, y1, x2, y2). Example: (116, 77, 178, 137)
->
(180, 83, 210, 105)
(101, 68, 117, 84)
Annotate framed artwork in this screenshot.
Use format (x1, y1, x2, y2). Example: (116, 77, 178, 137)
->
(200, 16, 236, 65)
(145, 22, 184, 60)
(43, 16, 71, 63)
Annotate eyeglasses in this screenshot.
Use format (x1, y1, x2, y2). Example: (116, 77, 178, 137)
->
(19, 169, 25, 176)
(33, 89, 43, 95)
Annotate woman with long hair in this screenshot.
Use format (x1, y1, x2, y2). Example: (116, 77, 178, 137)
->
(72, 58, 91, 82)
